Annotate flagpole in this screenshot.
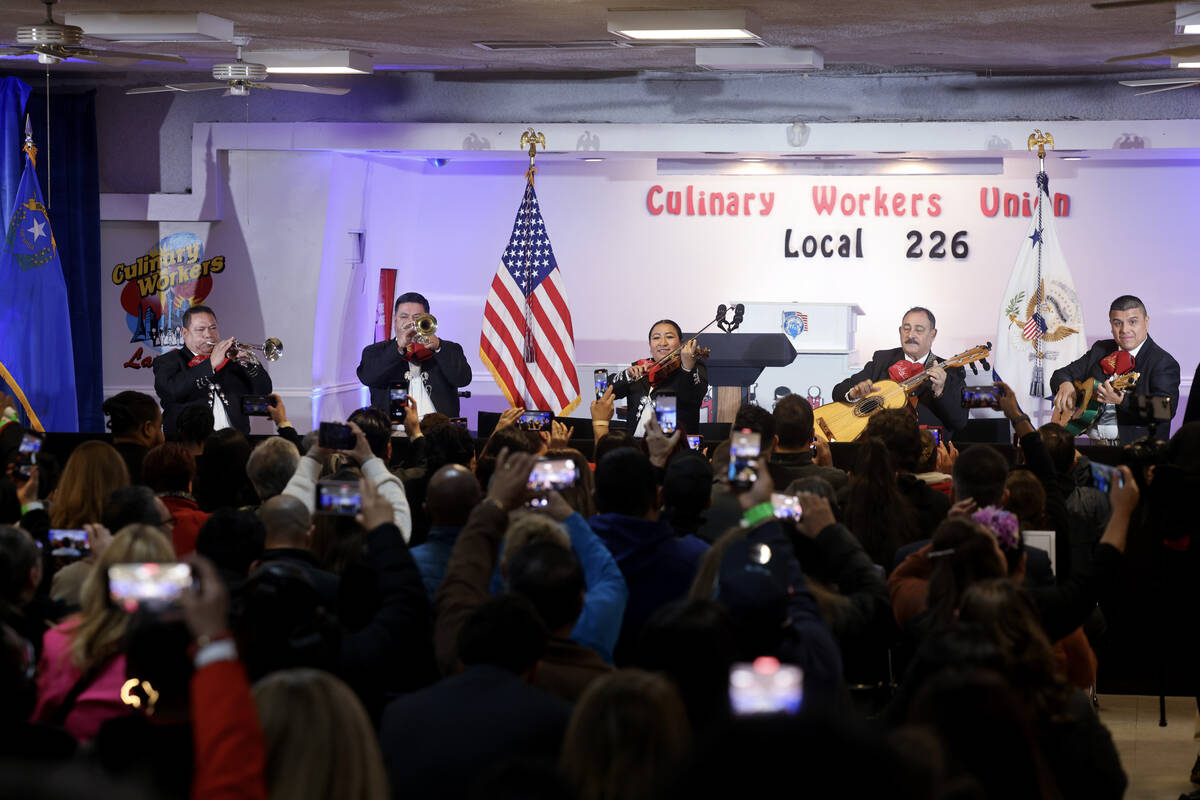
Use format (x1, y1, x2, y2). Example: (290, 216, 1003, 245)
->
(1025, 129, 1056, 425)
(517, 128, 546, 409)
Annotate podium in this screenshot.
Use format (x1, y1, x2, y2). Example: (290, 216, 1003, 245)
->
(701, 302, 864, 421)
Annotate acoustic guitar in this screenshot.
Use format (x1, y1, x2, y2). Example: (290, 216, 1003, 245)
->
(1062, 371, 1140, 437)
(812, 343, 992, 442)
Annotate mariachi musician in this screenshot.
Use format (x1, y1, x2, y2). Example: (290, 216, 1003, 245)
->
(610, 319, 708, 437)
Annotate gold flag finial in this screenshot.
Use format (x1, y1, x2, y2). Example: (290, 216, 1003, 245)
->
(1026, 129, 1054, 161)
(520, 128, 546, 185)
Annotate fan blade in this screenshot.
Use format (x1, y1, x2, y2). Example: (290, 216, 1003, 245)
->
(1133, 81, 1200, 95)
(79, 48, 186, 64)
(126, 83, 228, 95)
(1119, 78, 1200, 86)
(67, 53, 140, 66)
(1092, 0, 1175, 7)
(1107, 44, 1200, 63)
(253, 81, 350, 95)
(0, 48, 35, 57)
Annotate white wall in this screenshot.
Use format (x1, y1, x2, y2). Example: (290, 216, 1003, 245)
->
(99, 124, 1200, 435)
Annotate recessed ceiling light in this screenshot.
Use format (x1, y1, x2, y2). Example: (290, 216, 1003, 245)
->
(253, 50, 373, 74)
(608, 9, 760, 41)
(740, 157, 763, 162)
(582, 157, 605, 162)
(1062, 156, 1086, 161)
(1178, 60, 1200, 68)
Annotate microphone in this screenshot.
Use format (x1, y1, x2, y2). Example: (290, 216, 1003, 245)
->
(734, 303, 745, 320)
(716, 303, 727, 321)
(458, 391, 471, 398)
(968, 362, 979, 375)
(980, 359, 991, 372)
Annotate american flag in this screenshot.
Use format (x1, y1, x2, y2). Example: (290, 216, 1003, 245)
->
(480, 182, 580, 415)
(1022, 311, 1047, 341)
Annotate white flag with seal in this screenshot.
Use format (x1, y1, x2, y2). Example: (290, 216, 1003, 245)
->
(993, 171, 1086, 400)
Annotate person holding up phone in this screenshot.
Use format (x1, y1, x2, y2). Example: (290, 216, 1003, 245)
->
(610, 319, 708, 438)
(280, 420, 413, 542)
(357, 292, 472, 420)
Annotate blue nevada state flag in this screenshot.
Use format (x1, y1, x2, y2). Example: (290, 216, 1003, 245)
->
(0, 138, 78, 431)
(993, 171, 1086, 401)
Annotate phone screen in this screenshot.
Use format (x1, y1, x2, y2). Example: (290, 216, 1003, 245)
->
(241, 395, 272, 416)
(920, 425, 944, 448)
(389, 385, 408, 422)
(449, 417, 468, 430)
(1089, 462, 1123, 493)
(107, 563, 193, 613)
(728, 430, 761, 489)
(315, 479, 362, 516)
(527, 458, 580, 507)
(594, 369, 610, 401)
(729, 657, 803, 715)
(687, 434, 703, 451)
(517, 410, 553, 431)
(771, 493, 803, 520)
(654, 392, 678, 434)
(961, 384, 1004, 409)
(48, 529, 89, 558)
(15, 431, 42, 478)
(318, 422, 355, 450)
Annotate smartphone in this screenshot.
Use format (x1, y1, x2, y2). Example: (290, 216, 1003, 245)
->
(729, 657, 803, 715)
(920, 425, 944, 448)
(654, 392, 678, 434)
(389, 384, 408, 423)
(318, 421, 356, 450)
(48, 528, 89, 558)
(14, 431, 42, 480)
(1089, 461, 1124, 493)
(961, 384, 1005, 409)
(728, 430, 761, 490)
(771, 493, 803, 521)
(687, 434, 704, 451)
(449, 417, 468, 430)
(315, 479, 362, 516)
(517, 410, 553, 431)
(527, 458, 580, 508)
(107, 563, 193, 613)
(241, 394, 274, 416)
(594, 368, 610, 401)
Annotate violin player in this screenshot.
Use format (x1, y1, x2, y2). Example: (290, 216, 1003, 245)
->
(610, 319, 708, 437)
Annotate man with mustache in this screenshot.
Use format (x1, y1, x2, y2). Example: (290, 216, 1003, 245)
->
(831, 307, 968, 438)
(1050, 295, 1179, 444)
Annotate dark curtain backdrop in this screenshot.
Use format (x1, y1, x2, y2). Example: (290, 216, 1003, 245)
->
(0, 77, 31, 239)
(29, 89, 102, 432)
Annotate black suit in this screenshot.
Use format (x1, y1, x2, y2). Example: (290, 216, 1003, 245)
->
(831, 347, 969, 438)
(610, 362, 709, 437)
(379, 664, 570, 800)
(1181, 361, 1200, 426)
(1049, 336, 1180, 443)
(152, 347, 272, 437)
(357, 338, 472, 418)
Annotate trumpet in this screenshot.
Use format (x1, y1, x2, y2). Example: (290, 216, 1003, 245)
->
(404, 313, 437, 346)
(229, 337, 284, 362)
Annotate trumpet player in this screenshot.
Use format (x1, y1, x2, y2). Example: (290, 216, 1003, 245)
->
(152, 305, 274, 436)
(357, 292, 471, 418)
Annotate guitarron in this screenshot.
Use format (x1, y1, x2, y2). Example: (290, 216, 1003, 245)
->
(812, 343, 992, 442)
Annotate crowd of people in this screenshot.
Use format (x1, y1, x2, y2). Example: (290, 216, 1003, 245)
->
(0, 374, 1198, 800)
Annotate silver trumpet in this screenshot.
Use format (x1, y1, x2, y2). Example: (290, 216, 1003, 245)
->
(231, 337, 284, 362)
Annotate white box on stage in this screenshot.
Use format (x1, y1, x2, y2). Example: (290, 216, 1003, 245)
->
(733, 301, 864, 410)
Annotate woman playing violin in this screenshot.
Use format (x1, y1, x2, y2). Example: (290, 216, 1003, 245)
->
(610, 319, 709, 437)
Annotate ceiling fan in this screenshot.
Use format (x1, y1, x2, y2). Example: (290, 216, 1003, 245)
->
(126, 37, 350, 97)
(1118, 77, 1200, 93)
(0, 0, 185, 65)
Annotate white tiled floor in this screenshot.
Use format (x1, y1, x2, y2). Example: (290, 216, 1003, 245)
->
(1098, 694, 1197, 800)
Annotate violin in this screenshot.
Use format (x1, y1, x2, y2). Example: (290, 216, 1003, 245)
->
(632, 345, 711, 387)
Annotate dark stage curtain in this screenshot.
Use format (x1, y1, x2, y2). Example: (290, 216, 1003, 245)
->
(29, 89, 102, 432)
